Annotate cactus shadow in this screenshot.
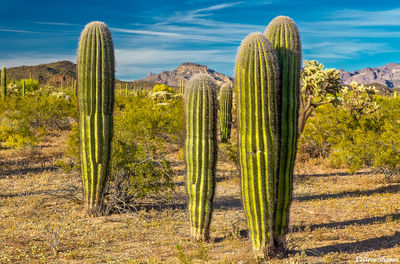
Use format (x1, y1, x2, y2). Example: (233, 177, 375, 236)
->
(0, 165, 58, 179)
(294, 184, 400, 202)
(302, 233, 400, 256)
(297, 171, 373, 178)
(293, 213, 400, 232)
(214, 196, 242, 210)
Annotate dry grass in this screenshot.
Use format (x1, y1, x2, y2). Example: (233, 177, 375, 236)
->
(1, 131, 400, 263)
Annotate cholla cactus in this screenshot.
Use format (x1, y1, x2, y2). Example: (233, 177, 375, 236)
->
(340, 82, 379, 117)
(148, 91, 172, 101)
(299, 60, 343, 134)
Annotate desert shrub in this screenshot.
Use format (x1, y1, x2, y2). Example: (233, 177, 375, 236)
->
(0, 110, 37, 149)
(0, 95, 77, 149)
(152, 83, 175, 93)
(65, 95, 185, 209)
(299, 96, 400, 177)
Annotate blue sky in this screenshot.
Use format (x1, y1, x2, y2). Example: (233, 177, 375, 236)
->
(1, 1, 400, 80)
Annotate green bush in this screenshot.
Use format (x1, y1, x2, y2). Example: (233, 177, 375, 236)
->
(152, 83, 175, 93)
(299, 96, 400, 177)
(66, 95, 185, 208)
(0, 95, 77, 149)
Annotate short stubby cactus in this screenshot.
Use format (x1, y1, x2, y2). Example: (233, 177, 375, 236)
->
(234, 33, 280, 258)
(184, 73, 218, 241)
(265, 16, 301, 248)
(1, 66, 6, 99)
(219, 83, 233, 142)
(77, 21, 115, 216)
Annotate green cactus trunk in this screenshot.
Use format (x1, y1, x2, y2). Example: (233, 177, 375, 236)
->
(235, 33, 280, 258)
(180, 79, 184, 94)
(125, 83, 128, 96)
(77, 21, 115, 216)
(1, 66, 6, 99)
(74, 80, 77, 97)
(184, 73, 218, 241)
(265, 16, 301, 249)
(22, 80, 26, 97)
(219, 83, 233, 143)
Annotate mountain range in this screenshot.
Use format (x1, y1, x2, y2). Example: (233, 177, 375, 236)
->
(6, 61, 400, 89)
(339, 63, 400, 88)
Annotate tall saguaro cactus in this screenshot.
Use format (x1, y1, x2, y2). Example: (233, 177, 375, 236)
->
(77, 21, 115, 216)
(185, 73, 218, 241)
(22, 80, 26, 97)
(1, 66, 6, 99)
(180, 78, 184, 94)
(265, 16, 301, 248)
(235, 33, 280, 258)
(219, 83, 233, 142)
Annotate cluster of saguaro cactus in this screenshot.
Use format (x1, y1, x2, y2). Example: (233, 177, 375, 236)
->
(184, 73, 218, 241)
(265, 16, 301, 250)
(1, 66, 6, 99)
(77, 21, 115, 216)
(235, 16, 301, 258)
(235, 32, 280, 258)
(219, 83, 233, 142)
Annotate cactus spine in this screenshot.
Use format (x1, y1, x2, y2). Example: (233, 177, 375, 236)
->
(77, 21, 115, 216)
(265, 16, 301, 249)
(184, 73, 218, 241)
(1, 66, 6, 99)
(219, 83, 233, 142)
(235, 33, 280, 258)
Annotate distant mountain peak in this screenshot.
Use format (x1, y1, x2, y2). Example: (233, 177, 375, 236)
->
(140, 62, 231, 87)
(340, 62, 400, 88)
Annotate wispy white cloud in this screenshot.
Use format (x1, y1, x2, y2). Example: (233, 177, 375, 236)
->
(0, 53, 76, 68)
(34, 22, 79, 27)
(192, 2, 242, 13)
(304, 41, 394, 60)
(0, 28, 36, 33)
(111, 28, 183, 37)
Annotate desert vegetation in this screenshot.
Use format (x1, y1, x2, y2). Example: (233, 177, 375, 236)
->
(1, 16, 400, 264)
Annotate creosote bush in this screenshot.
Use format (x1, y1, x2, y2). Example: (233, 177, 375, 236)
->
(65, 95, 184, 210)
(0, 95, 77, 149)
(299, 95, 400, 179)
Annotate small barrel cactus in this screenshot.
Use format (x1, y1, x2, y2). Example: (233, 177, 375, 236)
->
(219, 83, 233, 142)
(234, 32, 280, 258)
(184, 73, 218, 241)
(77, 21, 115, 216)
(265, 16, 301, 249)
